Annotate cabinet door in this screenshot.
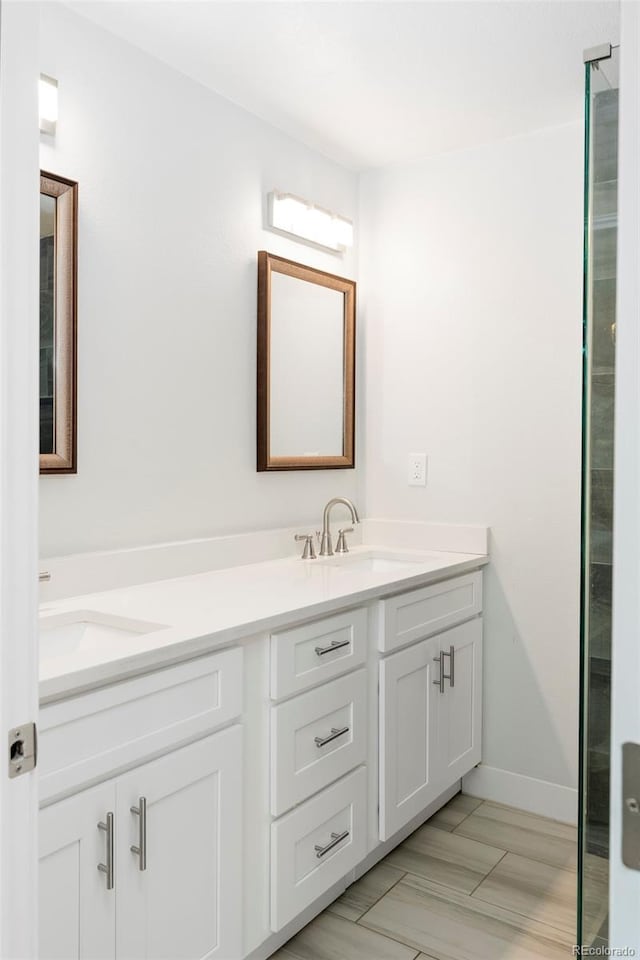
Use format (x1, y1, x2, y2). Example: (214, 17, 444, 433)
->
(379, 635, 441, 840)
(40, 781, 116, 960)
(437, 618, 482, 781)
(116, 726, 243, 960)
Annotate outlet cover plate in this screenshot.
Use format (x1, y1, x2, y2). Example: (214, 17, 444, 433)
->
(408, 453, 427, 486)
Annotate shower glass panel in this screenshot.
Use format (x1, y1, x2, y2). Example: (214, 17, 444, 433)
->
(579, 45, 619, 951)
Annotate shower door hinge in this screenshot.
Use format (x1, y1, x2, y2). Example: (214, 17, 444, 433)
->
(622, 742, 640, 870)
(8, 722, 37, 778)
(583, 43, 613, 65)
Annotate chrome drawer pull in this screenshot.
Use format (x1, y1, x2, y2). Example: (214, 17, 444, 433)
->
(314, 829, 349, 858)
(314, 725, 350, 748)
(443, 644, 455, 688)
(97, 812, 115, 890)
(433, 652, 445, 694)
(130, 797, 147, 871)
(315, 639, 350, 657)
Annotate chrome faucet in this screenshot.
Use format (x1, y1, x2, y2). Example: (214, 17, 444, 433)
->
(319, 498, 360, 557)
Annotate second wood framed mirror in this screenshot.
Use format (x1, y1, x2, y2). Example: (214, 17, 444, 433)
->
(40, 171, 78, 474)
(257, 251, 356, 471)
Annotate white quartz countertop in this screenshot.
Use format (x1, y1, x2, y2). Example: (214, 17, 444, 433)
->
(39, 545, 488, 702)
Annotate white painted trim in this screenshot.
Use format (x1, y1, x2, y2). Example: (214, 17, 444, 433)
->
(610, 3, 640, 951)
(462, 764, 578, 825)
(0, 2, 40, 957)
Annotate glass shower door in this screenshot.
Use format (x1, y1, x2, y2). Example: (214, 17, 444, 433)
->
(579, 43, 619, 951)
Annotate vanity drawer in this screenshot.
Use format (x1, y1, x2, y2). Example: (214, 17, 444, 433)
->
(378, 572, 483, 653)
(39, 647, 243, 803)
(270, 607, 367, 699)
(271, 766, 367, 931)
(270, 669, 367, 816)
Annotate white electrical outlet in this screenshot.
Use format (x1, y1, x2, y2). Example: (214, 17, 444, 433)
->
(408, 453, 427, 486)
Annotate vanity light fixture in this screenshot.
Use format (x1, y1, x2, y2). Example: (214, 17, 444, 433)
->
(39, 74, 58, 136)
(268, 190, 353, 253)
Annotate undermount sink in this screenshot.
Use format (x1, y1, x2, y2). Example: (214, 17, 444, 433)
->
(315, 551, 427, 574)
(39, 610, 167, 661)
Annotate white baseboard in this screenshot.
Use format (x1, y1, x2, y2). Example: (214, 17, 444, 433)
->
(462, 764, 578, 825)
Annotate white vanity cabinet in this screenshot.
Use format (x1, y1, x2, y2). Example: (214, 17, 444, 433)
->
(270, 766, 367, 931)
(40, 780, 117, 960)
(270, 668, 367, 816)
(270, 606, 368, 699)
(38, 563, 486, 960)
(267, 609, 371, 933)
(377, 571, 482, 653)
(379, 633, 442, 839)
(378, 579, 483, 840)
(437, 618, 483, 782)
(39, 650, 244, 960)
(116, 727, 242, 960)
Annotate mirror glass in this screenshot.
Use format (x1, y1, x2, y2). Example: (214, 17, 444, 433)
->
(270, 272, 344, 457)
(40, 193, 57, 455)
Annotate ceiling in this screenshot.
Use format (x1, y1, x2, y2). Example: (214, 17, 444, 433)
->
(68, 0, 620, 170)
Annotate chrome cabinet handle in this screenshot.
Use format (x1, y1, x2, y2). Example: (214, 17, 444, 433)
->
(315, 639, 350, 657)
(433, 647, 454, 693)
(314, 829, 349, 858)
(130, 797, 147, 871)
(443, 644, 455, 687)
(97, 812, 115, 890)
(314, 725, 350, 748)
(433, 652, 445, 694)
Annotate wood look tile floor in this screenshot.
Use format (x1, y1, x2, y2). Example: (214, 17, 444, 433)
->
(272, 794, 604, 960)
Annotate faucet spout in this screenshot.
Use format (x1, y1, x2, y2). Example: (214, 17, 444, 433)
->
(320, 498, 360, 557)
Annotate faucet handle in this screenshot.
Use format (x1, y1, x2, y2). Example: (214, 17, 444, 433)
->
(294, 534, 317, 560)
(335, 528, 354, 554)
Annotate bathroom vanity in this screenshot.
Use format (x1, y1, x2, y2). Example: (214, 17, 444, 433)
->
(37, 545, 487, 960)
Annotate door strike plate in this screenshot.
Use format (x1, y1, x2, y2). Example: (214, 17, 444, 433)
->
(8, 722, 37, 778)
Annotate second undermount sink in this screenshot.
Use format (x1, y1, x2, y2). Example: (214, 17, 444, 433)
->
(315, 551, 428, 574)
(40, 610, 167, 661)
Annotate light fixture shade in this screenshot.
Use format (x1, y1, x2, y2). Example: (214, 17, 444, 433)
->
(39, 74, 58, 136)
(268, 191, 353, 252)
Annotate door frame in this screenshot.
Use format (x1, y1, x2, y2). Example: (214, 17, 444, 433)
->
(0, 1, 40, 957)
(610, 0, 640, 951)
(1, 1, 639, 957)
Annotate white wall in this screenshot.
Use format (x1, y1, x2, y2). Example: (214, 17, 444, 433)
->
(39, 3, 360, 557)
(360, 123, 583, 803)
(40, 2, 584, 810)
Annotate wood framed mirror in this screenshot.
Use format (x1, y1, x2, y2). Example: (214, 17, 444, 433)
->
(40, 171, 78, 474)
(257, 251, 355, 471)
